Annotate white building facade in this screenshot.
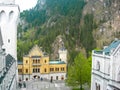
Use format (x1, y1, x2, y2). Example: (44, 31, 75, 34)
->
(58, 47, 67, 64)
(0, 30, 17, 90)
(0, 0, 19, 59)
(91, 40, 120, 90)
(0, 0, 19, 90)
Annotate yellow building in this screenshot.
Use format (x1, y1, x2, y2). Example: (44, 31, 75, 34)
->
(18, 45, 67, 81)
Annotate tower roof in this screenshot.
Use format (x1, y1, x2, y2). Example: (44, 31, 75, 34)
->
(0, 29, 3, 47)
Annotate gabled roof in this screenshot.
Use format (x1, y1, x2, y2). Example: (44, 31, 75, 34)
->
(28, 45, 43, 56)
(0, 29, 3, 47)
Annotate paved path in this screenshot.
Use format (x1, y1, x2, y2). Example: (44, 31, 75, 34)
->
(17, 80, 72, 90)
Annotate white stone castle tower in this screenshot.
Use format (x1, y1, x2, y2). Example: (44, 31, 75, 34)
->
(58, 48, 67, 63)
(0, 0, 19, 60)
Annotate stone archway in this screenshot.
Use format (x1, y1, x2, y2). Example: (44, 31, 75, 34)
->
(33, 75, 38, 79)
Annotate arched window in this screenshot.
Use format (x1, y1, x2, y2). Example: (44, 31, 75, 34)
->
(96, 61, 100, 71)
(95, 83, 100, 90)
(9, 11, 14, 22)
(0, 10, 6, 23)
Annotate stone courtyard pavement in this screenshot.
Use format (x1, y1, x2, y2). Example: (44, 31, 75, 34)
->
(17, 79, 72, 90)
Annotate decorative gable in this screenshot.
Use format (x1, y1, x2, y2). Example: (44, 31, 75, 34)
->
(28, 45, 43, 57)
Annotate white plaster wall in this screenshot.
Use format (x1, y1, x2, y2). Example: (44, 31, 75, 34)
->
(22, 74, 30, 80)
(92, 52, 110, 90)
(90, 74, 94, 90)
(91, 74, 108, 90)
(0, 0, 15, 4)
(93, 55, 103, 71)
(92, 54, 95, 69)
(110, 55, 118, 81)
(111, 51, 120, 81)
(0, 4, 19, 84)
(0, 5, 19, 60)
(93, 54, 111, 74)
(58, 50, 67, 63)
(18, 75, 22, 80)
(104, 57, 110, 74)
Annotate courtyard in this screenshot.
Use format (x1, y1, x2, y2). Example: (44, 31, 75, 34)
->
(17, 79, 71, 90)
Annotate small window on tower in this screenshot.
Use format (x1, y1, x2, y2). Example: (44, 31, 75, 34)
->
(8, 39, 10, 43)
(45, 60, 47, 63)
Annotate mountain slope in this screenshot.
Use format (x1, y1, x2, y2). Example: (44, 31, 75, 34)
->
(17, 0, 96, 62)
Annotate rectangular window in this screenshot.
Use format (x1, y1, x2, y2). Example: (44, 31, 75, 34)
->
(38, 68, 40, 72)
(44, 68, 46, 72)
(26, 69, 28, 73)
(33, 69, 35, 73)
(50, 68, 52, 71)
(18, 69, 22, 73)
(63, 68, 64, 71)
(38, 60, 39, 63)
(36, 68, 37, 72)
(50, 68, 54, 72)
(55, 68, 57, 71)
(55, 68, 59, 71)
(61, 67, 64, 71)
(26, 60, 28, 64)
(33, 60, 35, 63)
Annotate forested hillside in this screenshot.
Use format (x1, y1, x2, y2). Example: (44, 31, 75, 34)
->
(17, 0, 96, 63)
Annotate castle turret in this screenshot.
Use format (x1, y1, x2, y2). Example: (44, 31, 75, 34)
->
(0, 0, 19, 59)
(58, 47, 67, 63)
